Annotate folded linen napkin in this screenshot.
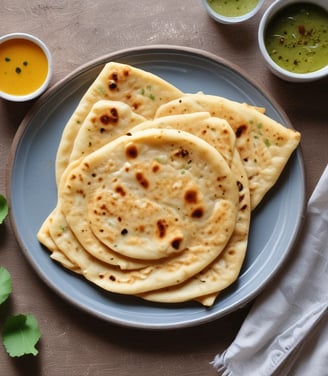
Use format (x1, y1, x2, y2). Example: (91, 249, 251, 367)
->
(212, 164, 328, 376)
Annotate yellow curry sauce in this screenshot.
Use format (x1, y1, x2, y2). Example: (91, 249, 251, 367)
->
(0, 38, 48, 96)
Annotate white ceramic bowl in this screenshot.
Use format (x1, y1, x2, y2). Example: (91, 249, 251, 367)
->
(0, 32, 53, 101)
(201, 0, 265, 24)
(258, 0, 328, 82)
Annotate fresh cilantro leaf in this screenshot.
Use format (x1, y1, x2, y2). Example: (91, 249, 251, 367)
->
(0, 266, 41, 357)
(2, 314, 41, 357)
(0, 194, 8, 224)
(0, 267, 12, 305)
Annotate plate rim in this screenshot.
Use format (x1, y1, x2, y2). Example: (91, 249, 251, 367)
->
(6, 45, 306, 329)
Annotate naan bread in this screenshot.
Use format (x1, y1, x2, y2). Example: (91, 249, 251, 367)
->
(56, 128, 239, 294)
(60, 128, 239, 261)
(130, 112, 236, 167)
(133, 123, 250, 304)
(49, 112, 249, 301)
(55, 62, 183, 184)
(38, 99, 150, 269)
(155, 93, 301, 209)
(36, 62, 301, 307)
(37, 211, 81, 272)
(50, 160, 150, 270)
(49, 201, 149, 272)
(140, 148, 250, 304)
(69, 99, 146, 162)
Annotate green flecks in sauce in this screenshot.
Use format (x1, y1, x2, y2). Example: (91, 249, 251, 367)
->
(207, 0, 259, 17)
(264, 3, 328, 73)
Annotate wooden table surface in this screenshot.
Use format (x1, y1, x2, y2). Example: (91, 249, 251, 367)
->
(1, 1, 327, 375)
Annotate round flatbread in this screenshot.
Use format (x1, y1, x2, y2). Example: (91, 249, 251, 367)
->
(57, 128, 239, 294)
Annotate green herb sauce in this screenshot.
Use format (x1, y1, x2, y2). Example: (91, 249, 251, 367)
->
(264, 3, 328, 73)
(207, 0, 259, 17)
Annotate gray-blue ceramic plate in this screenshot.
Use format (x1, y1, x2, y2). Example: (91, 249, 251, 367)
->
(7, 46, 305, 329)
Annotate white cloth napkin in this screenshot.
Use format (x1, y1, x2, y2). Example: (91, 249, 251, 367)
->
(212, 164, 328, 376)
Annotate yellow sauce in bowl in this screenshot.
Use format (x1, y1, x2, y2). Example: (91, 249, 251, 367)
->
(0, 38, 49, 96)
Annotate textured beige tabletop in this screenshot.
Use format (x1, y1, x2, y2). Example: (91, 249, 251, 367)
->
(1, 1, 327, 375)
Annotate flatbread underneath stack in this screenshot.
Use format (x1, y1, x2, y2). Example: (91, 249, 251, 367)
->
(55, 62, 183, 185)
(37, 61, 301, 307)
(155, 93, 301, 210)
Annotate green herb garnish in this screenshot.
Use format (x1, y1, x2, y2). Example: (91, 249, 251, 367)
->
(154, 156, 167, 164)
(0, 266, 41, 357)
(264, 138, 271, 147)
(0, 267, 12, 305)
(2, 314, 41, 357)
(97, 86, 106, 96)
(0, 195, 8, 224)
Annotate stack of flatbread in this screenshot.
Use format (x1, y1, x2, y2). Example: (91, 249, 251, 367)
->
(37, 62, 301, 307)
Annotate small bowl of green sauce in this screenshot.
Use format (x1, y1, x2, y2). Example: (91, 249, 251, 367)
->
(201, 0, 265, 24)
(258, 0, 328, 82)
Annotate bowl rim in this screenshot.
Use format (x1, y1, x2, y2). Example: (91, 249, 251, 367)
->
(201, 0, 266, 24)
(258, 0, 328, 82)
(0, 32, 53, 102)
